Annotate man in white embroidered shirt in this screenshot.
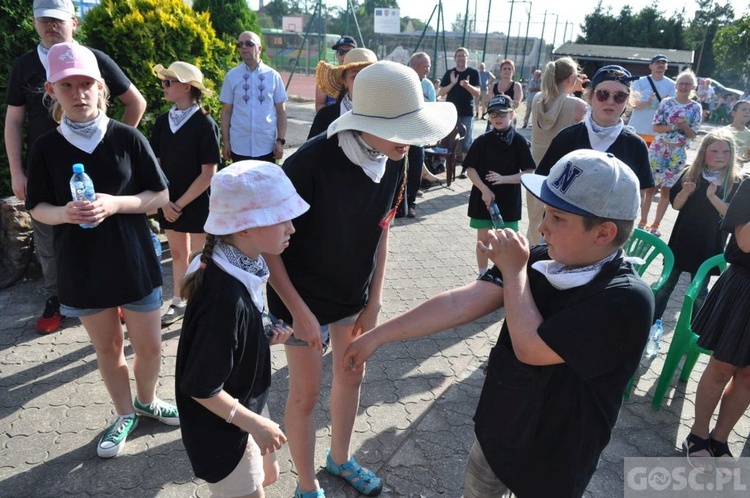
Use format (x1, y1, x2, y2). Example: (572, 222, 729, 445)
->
(220, 31, 288, 163)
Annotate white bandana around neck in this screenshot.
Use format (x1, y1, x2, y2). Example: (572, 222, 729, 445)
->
(584, 113, 624, 152)
(168, 104, 199, 133)
(339, 94, 353, 114)
(532, 251, 622, 290)
(185, 241, 269, 312)
(702, 168, 724, 186)
(37, 44, 50, 75)
(337, 130, 388, 183)
(59, 112, 110, 154)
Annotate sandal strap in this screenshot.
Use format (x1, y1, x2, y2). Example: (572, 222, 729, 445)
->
(710, 437, 733, 458)
(684, 433, 712, 455)
(326, 450, 382, 496)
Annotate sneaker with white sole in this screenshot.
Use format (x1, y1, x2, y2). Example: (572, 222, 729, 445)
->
(134, 397, 180, 426)
(97, 414, 138, 458)
(161, 304, 186, 327)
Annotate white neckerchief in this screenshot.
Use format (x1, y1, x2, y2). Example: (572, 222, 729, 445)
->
(339, 94, 353, 114)
(168, 104, 199, 133)
(185, 241, 269, 312)
(37, 44, 50, 75)
(584, 113, 624, 152)
(337, 130, 388, 183)
(702, 168, 724, 186)
(531, 251, 622, 290)
(59, 112, 109, 154)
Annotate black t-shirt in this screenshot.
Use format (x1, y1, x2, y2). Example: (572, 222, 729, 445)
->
(6, 47, 132, 166)
(474, 246, 653, 497)
(25, 121, 167, 309)
(267, 134, 404, 325)
(150, 111, 221, 233)
(307, 103, 340, 139)
(721, 177, 750, 269)
(668, 172, 744, 273)
(175, 262, 271, 483)
(464, 130, 535, 222)
(536, 123, 654, 189)
(440, 67, 480, 117)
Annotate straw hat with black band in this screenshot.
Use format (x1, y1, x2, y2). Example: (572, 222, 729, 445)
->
(327, 60, 457, 146)
(315, 48, 377, 99)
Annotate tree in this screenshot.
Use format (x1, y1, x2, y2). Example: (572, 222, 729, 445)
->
(0, 0, 38, 197)
(713, 15, 750, 85)
(81, 0, 234, 137)
(192, 0, 261, 40)
(578, 2, 685, 49)
(684, 0, 734, 77)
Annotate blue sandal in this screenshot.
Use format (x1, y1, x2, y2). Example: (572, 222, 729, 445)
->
(325, 449, 382, 496)
(294, 484, 325, 498)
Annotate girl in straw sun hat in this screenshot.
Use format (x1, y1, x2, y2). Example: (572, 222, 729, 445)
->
(265, 60, 456, 497)
(308, 48, 377, 139)
(150, 61, 221, 328)
(176, 160, 308, 497)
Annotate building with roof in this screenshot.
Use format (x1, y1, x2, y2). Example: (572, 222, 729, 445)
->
(553, 42, 694, 78)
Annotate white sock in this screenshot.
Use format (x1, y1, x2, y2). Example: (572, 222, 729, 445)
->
(478, 267, 488, 276)
(172, 297, 186, 308)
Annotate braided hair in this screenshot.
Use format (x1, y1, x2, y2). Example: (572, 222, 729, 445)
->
(181, 234, 218, 301)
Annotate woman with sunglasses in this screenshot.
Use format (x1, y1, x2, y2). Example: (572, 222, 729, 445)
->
(640, 70, 702, 237)
(536, 65, 654, 216)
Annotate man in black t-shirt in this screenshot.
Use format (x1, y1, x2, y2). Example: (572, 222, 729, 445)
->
(439, 47, 480, 169)
(344, 150, 654, 498)
(5, 0, 146, 334)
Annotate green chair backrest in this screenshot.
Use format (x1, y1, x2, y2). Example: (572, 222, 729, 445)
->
(674, 253, 727, 338)
(624, 229, 675, 293)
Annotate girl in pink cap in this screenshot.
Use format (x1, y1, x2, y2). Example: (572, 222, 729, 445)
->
(176, 160, 308, 497)
(25, 42, 177, 458)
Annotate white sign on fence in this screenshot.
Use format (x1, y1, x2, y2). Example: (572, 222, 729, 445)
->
(374, 8, 401, 34)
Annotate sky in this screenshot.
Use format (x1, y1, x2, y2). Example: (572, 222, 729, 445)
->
(250, 0, 750, 42)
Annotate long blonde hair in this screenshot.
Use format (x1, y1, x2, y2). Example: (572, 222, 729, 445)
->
(682, 129, 743, 197)
(541, 57, 579, 105)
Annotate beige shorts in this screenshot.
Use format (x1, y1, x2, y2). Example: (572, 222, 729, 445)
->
(207, 405, 270, 497)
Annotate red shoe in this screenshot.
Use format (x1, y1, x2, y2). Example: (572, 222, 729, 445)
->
(35, 296, 64, 334)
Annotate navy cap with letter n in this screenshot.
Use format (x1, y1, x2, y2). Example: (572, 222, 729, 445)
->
(521, 150, 640, 221)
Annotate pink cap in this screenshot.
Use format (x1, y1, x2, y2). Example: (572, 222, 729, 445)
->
(47, 42, 103, 84)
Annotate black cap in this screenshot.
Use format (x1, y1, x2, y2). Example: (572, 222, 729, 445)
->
(590, 65, 636, 89)
(486, 94, 513, 113)
(651, 54, 668, 63)
(333, 36, 357, 50)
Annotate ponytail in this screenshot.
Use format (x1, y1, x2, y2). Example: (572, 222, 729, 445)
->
(181, 234, 218, 301)
(542, 57, 579, 105)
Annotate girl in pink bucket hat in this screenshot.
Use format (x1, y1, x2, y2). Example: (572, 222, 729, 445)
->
(176, 160, 309, 496)
(265, 60, 457, 497)
(25, 42, 176, 458)
(150, 61, 221, 328)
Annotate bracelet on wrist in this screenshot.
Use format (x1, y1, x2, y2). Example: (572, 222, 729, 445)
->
(226, 398, 239, 423)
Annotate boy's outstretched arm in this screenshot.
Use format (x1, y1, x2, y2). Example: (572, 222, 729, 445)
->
(480, 229, 564, 366)
(344, 279, 504, 371)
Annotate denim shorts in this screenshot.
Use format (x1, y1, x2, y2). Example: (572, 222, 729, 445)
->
(278, 312, 359, 353)
(60, 286, 163, 318)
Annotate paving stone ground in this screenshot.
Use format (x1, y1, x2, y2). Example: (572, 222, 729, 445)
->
(1, 101, 748, 497)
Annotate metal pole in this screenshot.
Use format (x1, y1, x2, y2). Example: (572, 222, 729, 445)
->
(462, 0, 470, 46)
(551, 14, 559, 54)
(505, 0, 515, 59)
(535, 11, 547, 70)
(481, 0, 492, 63)
(562, 21, 569, 44)
(520, 6, 531, 79)
(433, 1, 441, 80)
(414, 4, 438, 53)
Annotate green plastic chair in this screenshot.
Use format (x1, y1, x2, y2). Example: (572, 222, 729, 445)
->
(651, 254, 727, 410)
(622, 229, 675, 401)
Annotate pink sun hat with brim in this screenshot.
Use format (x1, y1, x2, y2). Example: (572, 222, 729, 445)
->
(204, 161, 310, 235)
(46, 42, 103, 84)
(327, 60, 457, 146)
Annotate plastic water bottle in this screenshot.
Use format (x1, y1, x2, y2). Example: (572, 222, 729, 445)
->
(645, 319, 664, 358)
(69, 163, 97, 228)
(488, 201, 504, 229)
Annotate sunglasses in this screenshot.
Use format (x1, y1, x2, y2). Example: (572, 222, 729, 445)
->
(37, 17, 70, 25)
(594, 89, 630, 104)
(488, 111, 511, 118)
(336, 48, 352, 56)
(236, 40, 257, 49)
(161, 79, 180, 88)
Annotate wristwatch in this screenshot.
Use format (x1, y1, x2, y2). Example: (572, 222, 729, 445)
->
(276, 138, 286, 145)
